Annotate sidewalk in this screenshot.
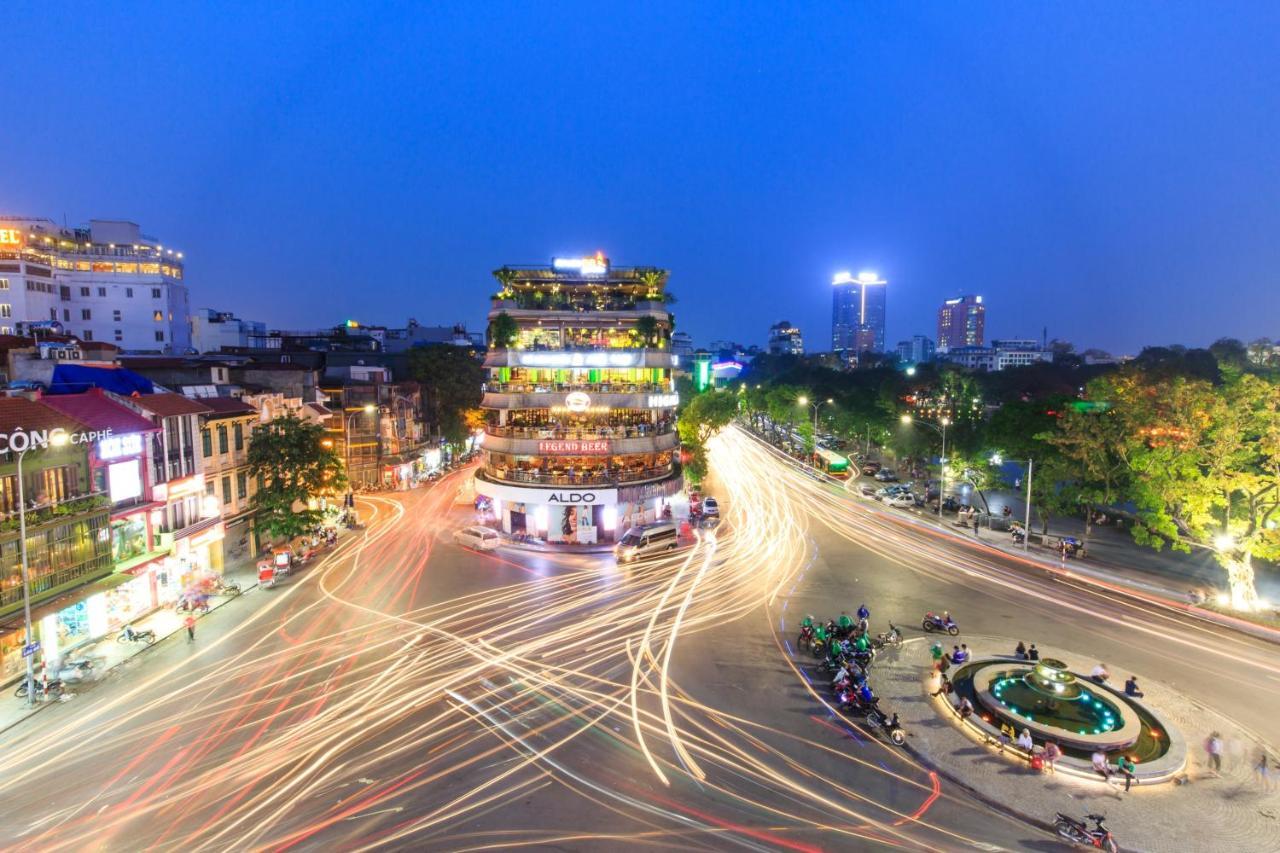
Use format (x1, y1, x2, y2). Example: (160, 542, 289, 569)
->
(0, 550, 263, 736)
(875, 637, 1280, 853)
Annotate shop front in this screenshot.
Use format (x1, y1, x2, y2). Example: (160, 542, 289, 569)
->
(474, 472, 683, 545)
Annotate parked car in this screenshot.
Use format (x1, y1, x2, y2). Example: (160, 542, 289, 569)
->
(885, 493, 916, 509)
(454, 526, 501, 551)
(861, 461, 882, 475)
(874, 469, 899, 482)
(702, 497, 720, 517)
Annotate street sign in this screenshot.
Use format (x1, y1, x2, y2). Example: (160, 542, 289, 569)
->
(21, 641, 39, 657)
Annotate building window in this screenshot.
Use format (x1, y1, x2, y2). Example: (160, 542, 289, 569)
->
(233, 422, 244, 451)
(113, 330, 123, 342)
(49, 308, 56, 321)
(0, 305, 9, 319)
(153, 310, 163, 322)
(205, 479, 216, 497)
(113, 310, 121, 321)
(202, 429, 212, 457)
(83, 330, 93, 341)
(236, 472, 247, 499)
(79, 286, 90, 297)
(126, 288, 133, 298)
(81, 309, 91, 320)
(154, 331, 164, 342)
(222, 476, 232, 505)
(0, 279, 8, 291)
(97, 287, 106, 297)
(217, 425, 228, 454)
(62, 309, 70, 322)
(152, 288, 162, 299)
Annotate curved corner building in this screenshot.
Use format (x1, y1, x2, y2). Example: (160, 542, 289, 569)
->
(475, 254, 683, 545)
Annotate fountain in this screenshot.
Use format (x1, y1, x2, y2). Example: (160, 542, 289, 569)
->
(956, 658, 1168, 760)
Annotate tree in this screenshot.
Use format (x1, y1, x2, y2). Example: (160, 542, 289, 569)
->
(634, 315, 659, 347)
(1078, 368, 1280, 610)
(488, 312, 517, 348)
(408, 344, 485, 443)
(676, 391, 739, 484)
(248, 416, 346, 541)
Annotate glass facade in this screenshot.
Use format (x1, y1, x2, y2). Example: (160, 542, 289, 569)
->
(0, 512, 112, 612)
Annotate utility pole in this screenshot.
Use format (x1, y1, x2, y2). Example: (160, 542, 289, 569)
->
(1023, 458, 1034, 550)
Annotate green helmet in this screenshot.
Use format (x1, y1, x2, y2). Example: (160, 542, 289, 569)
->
(837, 615, 854, 628)
(801, 615, 814, 627)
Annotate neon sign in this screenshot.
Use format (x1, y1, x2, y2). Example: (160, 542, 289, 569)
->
(564, 392, 592, 413)
(520, 352, 636, 368)
(552, 252, 608, 275)
(0, 228, 22, 247)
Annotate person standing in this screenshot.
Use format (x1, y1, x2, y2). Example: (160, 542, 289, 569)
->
(1042, 741, 1061, 774)
(1206, 732, 1224, 775)
(185, 613, 196, 642)
(973, 516, 981, 537)
(1116, 755, 1138, 792)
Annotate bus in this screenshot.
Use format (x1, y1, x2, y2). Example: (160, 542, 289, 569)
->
(812, 447, 851, 479)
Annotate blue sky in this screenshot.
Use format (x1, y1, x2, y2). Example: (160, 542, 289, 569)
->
(4, 2, 1278, 354)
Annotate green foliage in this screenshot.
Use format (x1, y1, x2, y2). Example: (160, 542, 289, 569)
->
(408, 344, 485, 444)
(677, 391, 739, 485)
(488, 312, 517, 348)
(634, 315, 659, 347)
(247, 416, 346, 541)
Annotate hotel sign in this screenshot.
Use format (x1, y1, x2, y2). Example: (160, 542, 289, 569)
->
(538, 440, 611, 455)
(0, 228, 23, 247)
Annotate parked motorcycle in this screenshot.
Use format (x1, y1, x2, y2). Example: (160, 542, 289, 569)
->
(14, 678, 65, 699)
(1054, 813, 1117, 852)
(922, 612, 960, 636)
(871, 623, 903, 649)
(866, 706, 907, 746)
(117, 626, 156, 645)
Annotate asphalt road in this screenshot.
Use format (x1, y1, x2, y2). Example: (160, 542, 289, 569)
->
(0, 434, 1274, 852)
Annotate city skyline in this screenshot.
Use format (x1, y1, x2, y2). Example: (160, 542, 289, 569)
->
(3, 4, 1279, 355)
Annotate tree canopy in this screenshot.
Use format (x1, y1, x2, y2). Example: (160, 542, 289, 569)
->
(408, 344, 485, 443)
(248, 416, 346, 541)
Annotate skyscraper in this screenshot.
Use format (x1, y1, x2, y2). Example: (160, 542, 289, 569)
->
(831, 271, 887, 355)
(936, 294, 985, 353)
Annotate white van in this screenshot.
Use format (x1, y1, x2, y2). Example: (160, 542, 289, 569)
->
(614, 522, 679, 563)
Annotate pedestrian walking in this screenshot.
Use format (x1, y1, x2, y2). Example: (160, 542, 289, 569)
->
(1206, 732, 1224, 775)
(185, 613, 196, 642)
(1028, 643, 1040, 661)
(972, 516, 980, 537)
(1255, 752, 1273, 791)
(1116, 755, 1138, 792)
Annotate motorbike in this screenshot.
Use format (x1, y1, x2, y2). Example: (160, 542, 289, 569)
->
(867, 706, 907, 746)
(216, 579, 242, 596)
(871, 623, 903, 650)
(1054, 813, 1117, 852)
(922, 612, 960, 636)
(117, 626, 156, 645)
(797, 624, 815, 653)
(53, 657, 94, 682)
(14, 678, 65, 699)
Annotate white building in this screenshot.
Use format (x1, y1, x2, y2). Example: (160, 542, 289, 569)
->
(991, 339, 1054, 370)
(191, 309, 266, 353)
(0, 217, 191, 353)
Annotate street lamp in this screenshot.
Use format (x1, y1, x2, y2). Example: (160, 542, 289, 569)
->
(18, 429, 70, 706)
(901, 414, 950, 517)
(345, 404, 376, 489)
(797, 396, 834, 453)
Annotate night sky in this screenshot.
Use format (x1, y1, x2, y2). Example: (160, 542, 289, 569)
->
(4, 3, 1278, 355)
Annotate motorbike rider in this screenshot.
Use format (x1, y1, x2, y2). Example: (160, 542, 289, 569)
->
(857, 603, 870, 621)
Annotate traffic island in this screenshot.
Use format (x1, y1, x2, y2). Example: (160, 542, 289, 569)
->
(875, 637, 1280, 852)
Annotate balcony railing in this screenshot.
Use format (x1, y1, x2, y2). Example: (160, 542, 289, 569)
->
(482, 464, 676, 488)
(485, 423, 674, 440)
(483, 382, 669, 395)
(0, 492, 111, 533)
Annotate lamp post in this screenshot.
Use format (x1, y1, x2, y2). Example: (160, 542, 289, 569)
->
(345, 404, 376, 489)
(18, 430, 70, 707)
(900, 414, 950, 517)
(796, 396, 834, 454)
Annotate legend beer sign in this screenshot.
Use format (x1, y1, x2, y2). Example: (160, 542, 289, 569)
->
(538, 439, 611, 455)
